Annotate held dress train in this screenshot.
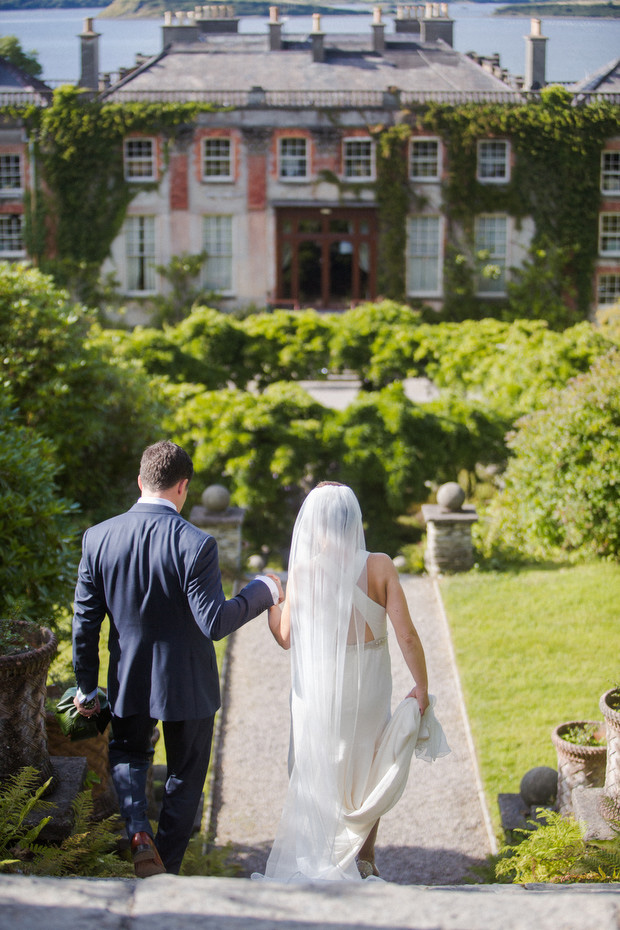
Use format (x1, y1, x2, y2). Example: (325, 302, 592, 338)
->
(254, 485, 449, 884)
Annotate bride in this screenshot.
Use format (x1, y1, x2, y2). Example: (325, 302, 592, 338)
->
(255, 482, 449, 883)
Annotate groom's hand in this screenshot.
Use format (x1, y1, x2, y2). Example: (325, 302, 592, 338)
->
(73, 694, 101, 717)
(265, 572, 285, 603)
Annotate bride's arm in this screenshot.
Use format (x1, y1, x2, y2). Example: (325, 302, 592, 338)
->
(372, 554, 429, 714)
(268, 599, 290, 650)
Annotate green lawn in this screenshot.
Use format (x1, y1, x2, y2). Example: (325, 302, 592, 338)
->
(439, 562, 620, 835)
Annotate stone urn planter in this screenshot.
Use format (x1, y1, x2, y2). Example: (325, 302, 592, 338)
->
(551, 720, 607, 815)
(599, 687, 620, 819)
(0, 619, 58, 787)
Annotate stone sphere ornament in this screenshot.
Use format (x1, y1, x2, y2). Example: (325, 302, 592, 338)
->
(436, 482, 466, 512)
(248, 554, 266, 572)
(520, 766, 558, 807)
(201, 484, 231, 513)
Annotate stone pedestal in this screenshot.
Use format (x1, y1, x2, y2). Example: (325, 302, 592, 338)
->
(190, 485, 245, 573)
(421, 492, 477, 575)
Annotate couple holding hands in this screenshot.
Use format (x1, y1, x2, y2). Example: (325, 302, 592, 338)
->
(73, 440, 448, 881)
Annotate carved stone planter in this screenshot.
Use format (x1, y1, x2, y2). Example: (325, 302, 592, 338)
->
(0, 620, 57, 787)
(551, 720, 606, 815)
(599, 688, 620, 819)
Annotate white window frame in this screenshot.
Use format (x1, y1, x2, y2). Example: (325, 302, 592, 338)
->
(0, 154, 23, 195)
(409, 137, 441, 182)
(278, 137, 308, 181)
(600, 213, 620, 257)
(477, 140, 510, 184)
(597, 273, 620, 307)
(474, 214, 509, 296)
(406, 214, 443, 297)
(202, 137, 233, 182)
(202, 214, 234, 294)
(343, 138, 375, 181)
(0, 214, 24, 256)
(125, 215, 156, 294)
(124, 137, 156, 182)
(601, 151, 620, 196)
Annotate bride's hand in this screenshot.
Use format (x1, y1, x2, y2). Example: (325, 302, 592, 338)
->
(407, 685, 429, 716)
(265, 572, 285, 603)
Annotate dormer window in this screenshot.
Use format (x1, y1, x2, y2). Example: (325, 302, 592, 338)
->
(477, 140, 510, 183)
(343, 138, 375, 180)
(124, 138, 156, 182)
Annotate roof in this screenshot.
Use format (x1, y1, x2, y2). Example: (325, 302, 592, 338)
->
(103, 28, 520, 104)
(0, 56, 53, 105)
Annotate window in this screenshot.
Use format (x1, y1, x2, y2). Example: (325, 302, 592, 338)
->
(407, 215, 441, 295)
(125, 216, 156, 292)
(598, 274, 620, 307)
(600, 214, 620, 256)
(202, 215, 233, 292)
(124, 138, 156, 181)
(202, 138, 232, 180)
(279, 138, 308, 180)
(601, 151, 620, 195)
(0, 154, 22, 193)
(0, 214, 24, 253)
(477, 140, 510, 183)
(410, 139, 440, 181)
(475, 215, 508, 294)
(343, 139, 374, 180)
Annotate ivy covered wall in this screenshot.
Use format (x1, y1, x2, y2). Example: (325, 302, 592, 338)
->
(3, 85, 619, 322)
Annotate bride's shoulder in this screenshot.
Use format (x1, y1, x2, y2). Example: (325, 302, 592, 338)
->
(366, 551, 396, 577)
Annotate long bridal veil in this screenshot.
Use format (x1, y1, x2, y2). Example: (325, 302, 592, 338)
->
(262, 483, 368, 881)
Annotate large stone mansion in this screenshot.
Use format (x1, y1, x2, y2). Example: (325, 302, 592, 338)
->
(0, 5, 619, 316)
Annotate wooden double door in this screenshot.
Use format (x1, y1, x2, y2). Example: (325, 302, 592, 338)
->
(276, 206, 377, 309)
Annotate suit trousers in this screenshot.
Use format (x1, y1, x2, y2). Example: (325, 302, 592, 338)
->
(109, 713, 215, 874)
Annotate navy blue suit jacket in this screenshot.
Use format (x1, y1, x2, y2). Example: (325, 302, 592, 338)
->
(72, 502, 273, 721)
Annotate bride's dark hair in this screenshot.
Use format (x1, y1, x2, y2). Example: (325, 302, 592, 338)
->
(315, 481, 345, 488)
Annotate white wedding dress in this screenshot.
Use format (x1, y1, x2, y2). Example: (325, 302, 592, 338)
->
(253, 486, 450, 884)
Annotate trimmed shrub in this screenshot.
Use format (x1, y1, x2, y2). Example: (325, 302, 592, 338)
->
(481, 350, 620, 561)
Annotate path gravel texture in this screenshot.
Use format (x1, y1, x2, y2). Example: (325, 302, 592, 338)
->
(210, 574, 496, 885)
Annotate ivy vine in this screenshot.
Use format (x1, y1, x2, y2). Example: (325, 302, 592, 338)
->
(2, 86, 217, 303)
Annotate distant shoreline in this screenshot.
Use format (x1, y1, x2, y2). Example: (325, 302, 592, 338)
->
(496, 2, 620, 17)
(0, 0, 618, 18)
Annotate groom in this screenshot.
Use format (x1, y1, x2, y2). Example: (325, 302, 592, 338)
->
(72, 440, 283, 876)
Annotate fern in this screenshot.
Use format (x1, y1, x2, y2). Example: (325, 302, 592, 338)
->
(0, 767, 53, 871)
(573, 822, 620, 883)
(495, 808, 586, 883)
(0, 766, 131, 877)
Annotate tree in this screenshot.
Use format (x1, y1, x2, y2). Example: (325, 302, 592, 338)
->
(0, 36, 42, 80)
(482, 350, 620, 562)
(0, 392, 77, 627)
(0, 263, 164, 521)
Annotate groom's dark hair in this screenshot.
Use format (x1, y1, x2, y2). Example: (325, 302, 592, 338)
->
(140, 440, 193, 491)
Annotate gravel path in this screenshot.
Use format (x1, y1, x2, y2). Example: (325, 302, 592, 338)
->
(209, 574, 496, 885)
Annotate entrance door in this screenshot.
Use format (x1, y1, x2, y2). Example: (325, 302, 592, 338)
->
(276, 207, 377, 309)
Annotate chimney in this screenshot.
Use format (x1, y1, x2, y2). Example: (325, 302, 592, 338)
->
(372, 7, 385, 53)
(524, 18, 547, 91)
(162, 10, 200, 45)
(78, 17, 100, 90)
(269, 6, 282, 51)
(197, 4, 240, 35)
(394, 5, 422, 35)
(311, 13, 325, 63)
(421, 2, 454, 47)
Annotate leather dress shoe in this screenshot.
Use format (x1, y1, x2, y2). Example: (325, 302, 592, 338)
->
(131, 831, 166, 878)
